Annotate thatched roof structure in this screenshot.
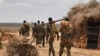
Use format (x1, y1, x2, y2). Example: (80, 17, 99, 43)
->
(67, 0, 100, 39)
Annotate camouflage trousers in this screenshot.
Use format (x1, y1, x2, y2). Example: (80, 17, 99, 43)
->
(41, 35, 45, 47)
(49, 38, 55, 56)
(46, 33, 49, 43)
(36, 35, 42, 45)
(59, 40, 72, 56)
(36, 34, 45, 46)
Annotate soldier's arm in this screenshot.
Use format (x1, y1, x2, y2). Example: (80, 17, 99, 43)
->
(19, 27, 22, 36)
(54, 25, 59, 40)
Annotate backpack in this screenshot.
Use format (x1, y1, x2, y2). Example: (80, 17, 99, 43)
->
(61, 25, 72, 38)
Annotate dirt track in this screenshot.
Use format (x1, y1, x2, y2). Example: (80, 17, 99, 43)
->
(37, 39, 100, 56)
(0, 33, 100, 56)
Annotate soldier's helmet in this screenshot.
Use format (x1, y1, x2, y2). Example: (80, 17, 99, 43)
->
(65, 18, 69, 21)
(61, 16, 70, 26)
(48, 17, 53, 22)
(23, 20, 26, 23)
(41, 21, 45, 25)
(61, 21, 70, 26)
(34, 23, 37, 26)
(37, 20, 40, 24)
(23, 20, 29, 26)
(41, 21, 44, 24)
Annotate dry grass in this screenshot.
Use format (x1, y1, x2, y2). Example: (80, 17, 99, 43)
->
(67, 0, 100, 48)
(68, 0, 100, 38)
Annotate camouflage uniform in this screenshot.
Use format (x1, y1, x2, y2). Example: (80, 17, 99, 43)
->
(33, 20, 41, 45)
(41, 21, 46, 47)
(46, 24, 50, 43)
(35, 24, 45, 46)
(48, 17, 55, 56)
(53, 24, 59, 40)
(36, 25, 41, 45)
(19, 21, 30, 37)
(46, 22, 59, 41)
(32, 23, 37, 37)
(36, 20, 46, 46)
(59, 21, 72, 56)
(32, 23, 38, 45)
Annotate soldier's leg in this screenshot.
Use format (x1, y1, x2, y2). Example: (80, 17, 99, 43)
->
(46, 33, 49, 43)
(36, 36, 38, 45)
(38, 35, 42, 44)
(40, 37, 42, 44)
(49, 38, 55, 56)
(39, 37, 42, 46)
(52, 42, 55, 56)
(66, 42, 71, 56)
(36, 35, 41, 45)
(56, 31, 59, 40)
(59, 41, 65, 56)
(42, 35, 45, 47)
(49, 39, 52, 56)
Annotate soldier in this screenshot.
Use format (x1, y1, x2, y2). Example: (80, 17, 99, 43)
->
(46, 24, 50, 43)
(32, 23, 37, 37)
(36, 20, 43, 47)
(59, 18, 72, 56)
(48, 17, 55, 56)
(32, 23, 38, 45)
(41, 21, 46, 47)
(37, 20, 40, 25)
(19, 20, 30, 37)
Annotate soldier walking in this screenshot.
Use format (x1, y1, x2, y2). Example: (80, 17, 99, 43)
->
(41, 21, 46, 47)
(59, 18, 72, 56)
(36, 20, 41, 46)
(19, 20, 30, 37)
(48, 17, 55, 56)
(36, 20, 46, 47)
(32, 23, 38, 45)
(46, 24, 50, 43)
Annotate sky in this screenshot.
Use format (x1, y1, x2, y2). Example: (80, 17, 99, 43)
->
(0, 0, 98, 23)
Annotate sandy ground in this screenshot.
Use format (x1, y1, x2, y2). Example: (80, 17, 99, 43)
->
(36, 39, 100, 56)
(0, 33, 100, 56)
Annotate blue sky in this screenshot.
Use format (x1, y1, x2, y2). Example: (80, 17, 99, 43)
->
(0, 0, 98, 23)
